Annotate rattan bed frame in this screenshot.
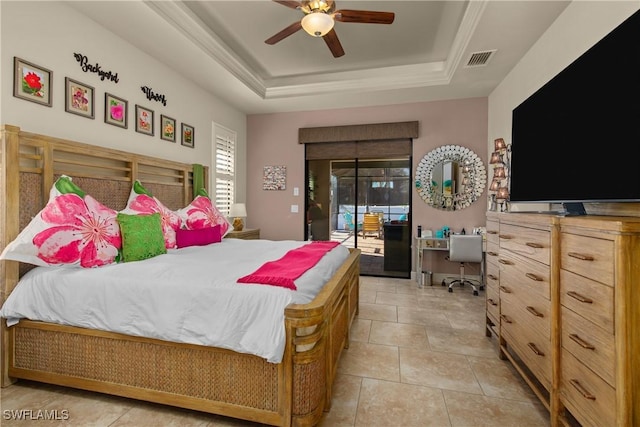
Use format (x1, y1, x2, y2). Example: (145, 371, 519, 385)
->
(0, 125, 360, 426)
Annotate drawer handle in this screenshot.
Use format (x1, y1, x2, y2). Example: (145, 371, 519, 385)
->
(569, 379, 596, 401)
(526, 306, 544, 318)
(487, 274, 498, 281)
(527, 342, 544, 356)
(487, 251, 498, 257)
(498, 259, 514, 265)
(569, 333, 595, 350)
(487, 230, 498, 235)
(568, 252, 595, 261)
(500, 314, 513, 324)
(567, 291, 593, 304)
(499, 286, 511, 294)
(498, 234, 512, 240)
(525, 242, 544, 249)
(487, 298, 498, 306)
(525, 273, 543, 282)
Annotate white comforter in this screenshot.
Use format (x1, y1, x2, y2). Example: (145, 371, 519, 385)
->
(0, 239, 350, 363)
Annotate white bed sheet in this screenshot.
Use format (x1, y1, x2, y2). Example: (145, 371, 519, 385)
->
(0, 239, 350, 363)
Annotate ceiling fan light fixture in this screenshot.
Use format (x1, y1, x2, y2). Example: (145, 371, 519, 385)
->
(301, 12, 334, 37)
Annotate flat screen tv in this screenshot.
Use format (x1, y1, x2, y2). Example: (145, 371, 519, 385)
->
(509, 9, 640, 215)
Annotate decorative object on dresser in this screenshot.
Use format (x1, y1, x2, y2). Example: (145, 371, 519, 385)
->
(486, 211, 640, 427)
(488, 138, 511, 212)
(229, 203, 248, 231)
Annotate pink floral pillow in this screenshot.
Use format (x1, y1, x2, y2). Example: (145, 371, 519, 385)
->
(0, 175, 122, 268)
(176, 189, 233, 237)
(121, 181, 182, 249)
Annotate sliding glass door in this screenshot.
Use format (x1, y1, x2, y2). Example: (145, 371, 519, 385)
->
(307, 158, 411, 278)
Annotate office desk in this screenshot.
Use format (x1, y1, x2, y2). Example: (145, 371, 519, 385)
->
(415, 237, 449, 287)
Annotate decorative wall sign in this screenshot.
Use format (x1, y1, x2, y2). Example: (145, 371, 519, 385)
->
(13, 57, 52, 106)
(135, 105, 154, 136)
(65, 77, 94, 119)
(160, 115, 176, 142)
(181, 123, 194, 148)
(73, 53, 119, 83)
(141, 86, 167, 106)
(104, 93, 128, 129)
(263, 166, 286, 190)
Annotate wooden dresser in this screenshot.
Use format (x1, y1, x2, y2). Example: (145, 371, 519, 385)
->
(486, 212, 640, 427)
(225, 228, 260, 240)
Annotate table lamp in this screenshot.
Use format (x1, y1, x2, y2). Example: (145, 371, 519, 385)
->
(229, 203, 247, 231)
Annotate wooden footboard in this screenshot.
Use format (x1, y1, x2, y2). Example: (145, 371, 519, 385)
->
(0, 125, 361, 427)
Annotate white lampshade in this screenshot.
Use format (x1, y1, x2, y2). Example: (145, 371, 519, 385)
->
(301, 12, 334, 37)
(229, 203, 247, 218)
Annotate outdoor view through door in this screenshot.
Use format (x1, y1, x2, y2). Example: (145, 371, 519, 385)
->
(307, 159, 411, 278)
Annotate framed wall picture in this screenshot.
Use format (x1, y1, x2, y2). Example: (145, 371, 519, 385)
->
(13, 57, 52, 107)
(135, 105, 154, 136)
(181, 123, 194, 148)
(64, 77, 94, 119)
(104, 93, 128, 129)
(263, 166, 287, 190)
(160, 115, 176, 142)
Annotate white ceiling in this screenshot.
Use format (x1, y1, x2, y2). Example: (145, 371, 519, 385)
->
(68, 1, 570, 115)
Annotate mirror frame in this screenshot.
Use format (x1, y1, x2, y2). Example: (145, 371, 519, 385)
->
(415, 145, 487, 211)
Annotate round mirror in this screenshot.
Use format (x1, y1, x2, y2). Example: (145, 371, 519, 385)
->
(415, 145, 487, 211)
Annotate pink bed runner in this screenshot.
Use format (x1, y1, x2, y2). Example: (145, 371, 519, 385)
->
(237, 241, 340, 290)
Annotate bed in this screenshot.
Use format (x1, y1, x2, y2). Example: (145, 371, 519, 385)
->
(0, 124, 361, 427)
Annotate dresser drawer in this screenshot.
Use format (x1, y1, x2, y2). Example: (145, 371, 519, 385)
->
(499, 223, 551, 266)
(561, 307, 615, 387)
(485, 241, 500, 267)
(486, 220, 499, 246)
(502, 325, 551, 389)
(502, 289, 550, 340)
(560, 269, 614, 334)
(485, 258, 499, 285)
(561, 232, 614, 286)
(560, 349, 616, 427)
(486, 284, 500, 325)
(498, 250, 550, 301)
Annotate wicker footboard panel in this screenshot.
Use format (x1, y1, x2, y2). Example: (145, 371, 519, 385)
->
(9, 321, 325, 427)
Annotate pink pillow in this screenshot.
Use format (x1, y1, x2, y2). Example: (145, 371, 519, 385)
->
(176, 194, 233, 237)
(121, 181, 182, 249)
(176, 226, 221, 248)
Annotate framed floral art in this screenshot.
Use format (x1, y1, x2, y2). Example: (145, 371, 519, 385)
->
(135, 105, 154, 136)
(104, 93, 128, 129)
(160, 115, 176, 142)
(181, 123, 194, 148)
(65, 77, 94, 119)
(13, 57, 52, 107)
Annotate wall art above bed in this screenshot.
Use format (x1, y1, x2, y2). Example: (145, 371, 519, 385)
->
(13, 57, 52, 107)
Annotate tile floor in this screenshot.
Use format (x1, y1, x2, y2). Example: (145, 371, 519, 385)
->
(0, 276, 550, 427)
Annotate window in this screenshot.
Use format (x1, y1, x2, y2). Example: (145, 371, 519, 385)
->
(214, 124, 236, 216)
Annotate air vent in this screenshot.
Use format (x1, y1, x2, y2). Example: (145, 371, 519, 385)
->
(465, 50, 496, 67)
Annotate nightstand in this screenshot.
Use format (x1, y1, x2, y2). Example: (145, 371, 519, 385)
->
(225, 228, 260, 240)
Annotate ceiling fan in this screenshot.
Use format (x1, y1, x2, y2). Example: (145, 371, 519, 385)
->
(265, 0, 395, 58)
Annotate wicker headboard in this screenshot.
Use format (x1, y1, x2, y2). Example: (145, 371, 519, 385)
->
(0, 124, 209, 301)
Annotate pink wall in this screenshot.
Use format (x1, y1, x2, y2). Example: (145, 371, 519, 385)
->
(247, 97, 488, 246)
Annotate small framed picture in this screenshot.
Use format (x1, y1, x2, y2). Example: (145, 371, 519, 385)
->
(160, 115, 176, 142)
(13, 57, 52, 107)
(104, 93, 128, 129)
(64, 77, 94, 119)
(181, 123, 194, 148)
(135, 105, 154, 136)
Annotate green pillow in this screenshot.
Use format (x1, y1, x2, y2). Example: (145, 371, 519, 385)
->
(116, 212, 167, 262)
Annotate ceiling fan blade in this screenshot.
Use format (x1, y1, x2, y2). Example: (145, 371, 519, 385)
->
(265, 21, 303, 45)
(272, 0, 301, 10)
(323, 29, 345, 58)
(333, 9, 395, 24)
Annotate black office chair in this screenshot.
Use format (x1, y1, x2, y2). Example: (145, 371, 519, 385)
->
(441, 234, 484, 296)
